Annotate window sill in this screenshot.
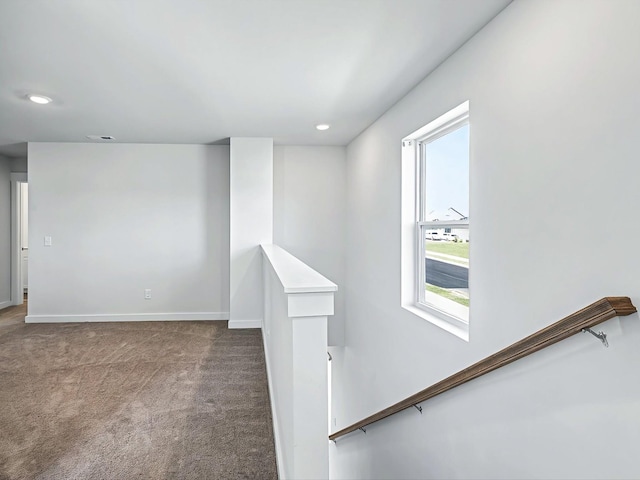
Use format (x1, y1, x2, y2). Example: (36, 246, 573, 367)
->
(402, 304, 469, 342)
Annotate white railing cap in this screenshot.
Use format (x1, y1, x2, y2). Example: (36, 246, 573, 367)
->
(261, 244, 338, 294)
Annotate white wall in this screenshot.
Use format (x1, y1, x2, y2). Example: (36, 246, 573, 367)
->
(27, 143, 229, 321)
(11, 156, 27, 173)
(273, 146, 346, 346)
(331, 1, 640, 478)
(0, 156, 12, 308)
(229, 138, 273, 328)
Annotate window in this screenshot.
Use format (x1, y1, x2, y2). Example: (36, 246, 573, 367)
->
(401, 101, 469, 339)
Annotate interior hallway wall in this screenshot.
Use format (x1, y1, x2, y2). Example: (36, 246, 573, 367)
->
(11, 156, 27, 173)
(273, 146, 347, 346)
(331, 1, 640, 478)
(27, 143, 229, 321)
(0, 156, 12, 308)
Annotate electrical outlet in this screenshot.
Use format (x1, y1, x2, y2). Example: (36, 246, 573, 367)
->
(144, 289, 152, 299)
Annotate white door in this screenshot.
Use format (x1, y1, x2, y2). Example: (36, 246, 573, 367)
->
(20, 183, 28, 294)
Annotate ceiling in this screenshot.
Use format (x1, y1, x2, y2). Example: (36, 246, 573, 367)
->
(0, 0, 511, 158)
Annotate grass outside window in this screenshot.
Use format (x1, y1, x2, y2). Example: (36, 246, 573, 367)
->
(425, 241, 468, 259)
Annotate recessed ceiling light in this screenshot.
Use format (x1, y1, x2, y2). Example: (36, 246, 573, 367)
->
(27, 94, 52, 105)
(315, 124, 330, 131)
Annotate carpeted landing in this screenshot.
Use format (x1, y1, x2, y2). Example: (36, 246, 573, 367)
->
(0, 303, 278, 480)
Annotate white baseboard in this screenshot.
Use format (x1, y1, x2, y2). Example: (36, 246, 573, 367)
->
(0, 300, 12, 310)
(261, 328, 286, 479)
(227, 319, 262, 329)
(25, 312, 229, 323)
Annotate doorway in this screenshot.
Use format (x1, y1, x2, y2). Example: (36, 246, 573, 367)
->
(10, 173, 27, 306)
(20, 183, 28, 298)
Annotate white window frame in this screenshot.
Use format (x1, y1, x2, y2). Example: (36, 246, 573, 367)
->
(400, 101, 470, 340)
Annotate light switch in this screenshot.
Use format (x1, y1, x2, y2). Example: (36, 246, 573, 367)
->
(44, 236, 52, 246)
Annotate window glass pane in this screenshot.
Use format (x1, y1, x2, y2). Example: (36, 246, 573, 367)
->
(423, 230, 469, 309)
(422, 123, 469, 316)
(423, 124, 469, 220)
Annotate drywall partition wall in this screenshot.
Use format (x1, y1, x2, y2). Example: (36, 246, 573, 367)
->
(261, 244, 335, 479)
(0, 156, 12, 309)
(273, 146, 346, 346)
(229, 138, 273, 329)
(11, 157, 27, 173)
(27, 143, 230, 322)
(332, 1, 640, 479)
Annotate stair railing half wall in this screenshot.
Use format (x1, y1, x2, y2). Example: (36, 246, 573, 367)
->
(261, 244, 337, 480)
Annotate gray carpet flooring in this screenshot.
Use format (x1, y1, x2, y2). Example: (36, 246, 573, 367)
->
(0, 302, 278, 480)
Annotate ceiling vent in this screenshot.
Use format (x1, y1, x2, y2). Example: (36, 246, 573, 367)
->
(86, 135, 115, 141)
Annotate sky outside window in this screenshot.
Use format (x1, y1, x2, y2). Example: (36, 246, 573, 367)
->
(424, 124, 469, 216)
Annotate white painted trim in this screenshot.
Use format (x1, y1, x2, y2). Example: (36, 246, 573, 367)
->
(403, 100, 470, 143)
(261, 244, 337, 293)
(0, 300, 12, 311)
(25, 312, 229, 323)
(402, 304, 469, 341)
(261, 324, 287, 480)
(227, 319, 262, 329)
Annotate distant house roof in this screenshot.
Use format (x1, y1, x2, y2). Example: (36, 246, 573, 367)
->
(425, 207, 468, 221)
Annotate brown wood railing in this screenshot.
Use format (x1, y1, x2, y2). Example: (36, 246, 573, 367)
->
(329, 297, 636, 441)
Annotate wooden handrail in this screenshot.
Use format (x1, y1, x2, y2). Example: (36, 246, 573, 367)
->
(329, 297, 636, 441)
